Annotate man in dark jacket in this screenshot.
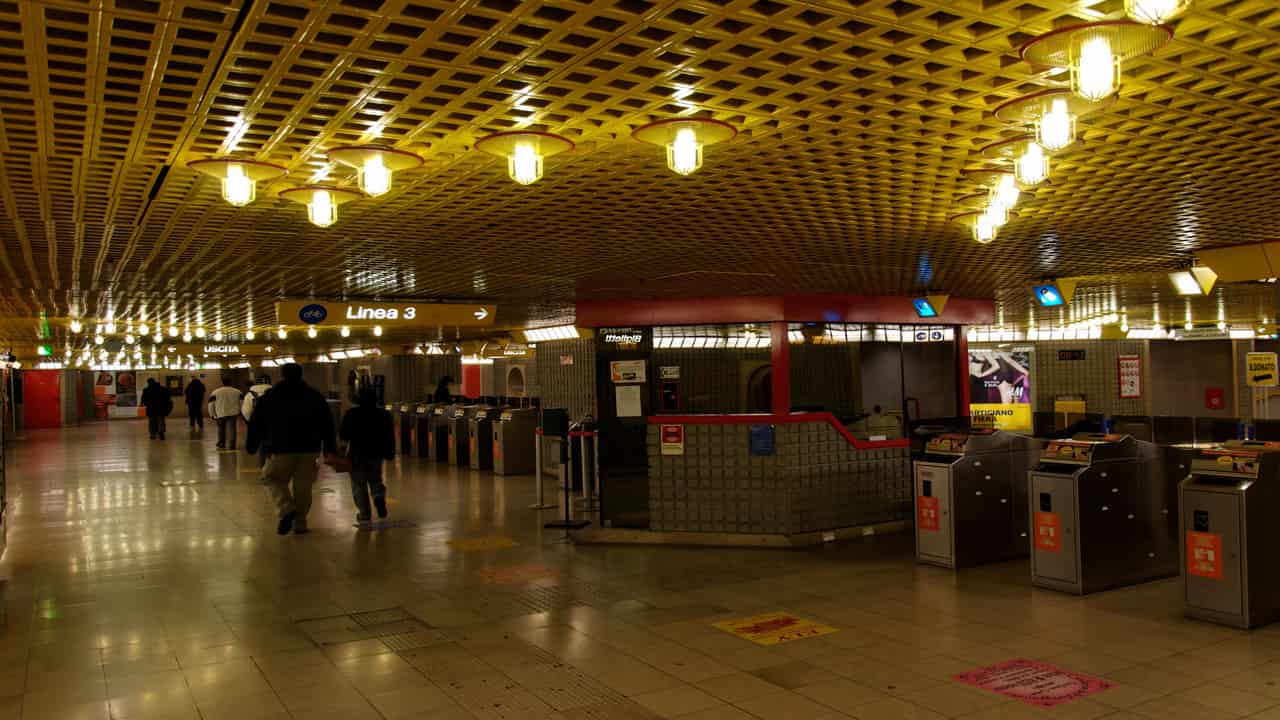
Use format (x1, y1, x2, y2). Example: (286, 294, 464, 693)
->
(432, 376, 454, 403)
(246, 363, 336, 535)
(340, 387, 396, 525)
(184, 376, 206, 432)
(140, 378, 173, 440)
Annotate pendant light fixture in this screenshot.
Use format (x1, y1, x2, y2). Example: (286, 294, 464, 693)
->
(328, 145, 423, 197)
(279, 186, 363, 227)
(1021, 21, 1172, 102)
(994, 89, 1112, 153)
(632, 118, 737, 176)
(188, 159, 287, 207)
(978, 135, 1049, 187)
(951, 210, 1016, 245)
(475, 131, 574, 185)
(1126, 0, 1190, 24)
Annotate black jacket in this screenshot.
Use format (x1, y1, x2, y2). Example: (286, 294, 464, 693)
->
(245, 379, 336, 455)
(141, 383, 172, 418)
(184, 378, 205, 406)
(340, 404, 396, 462)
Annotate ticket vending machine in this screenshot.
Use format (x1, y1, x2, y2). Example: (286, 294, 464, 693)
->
(1029, 434, 1171, 595)
(914, 430, 1041, 569)
(494, 407, 538, 476)
(448, 405, 479, 466)
(1181, 442, 1280, 628)
(427, 404, 454, 463)
(468, 407, 501, 471)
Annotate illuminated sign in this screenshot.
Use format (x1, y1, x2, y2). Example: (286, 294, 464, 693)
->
(912, 298, 938, 318)
(1034, 284, 1065, 307)
(275, 300, 496, 328)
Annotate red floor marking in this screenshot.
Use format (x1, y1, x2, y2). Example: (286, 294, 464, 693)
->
(954, 658, 1112, 707)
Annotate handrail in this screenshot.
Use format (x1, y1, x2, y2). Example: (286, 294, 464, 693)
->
(646, 412, 910, 450)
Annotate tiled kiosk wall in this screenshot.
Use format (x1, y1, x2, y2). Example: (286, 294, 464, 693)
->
(646, 421, 911, 535)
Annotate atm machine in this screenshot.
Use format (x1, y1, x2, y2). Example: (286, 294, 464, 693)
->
(1181, 442, 1280, 628)
(1028, 433, 1172, 595)
(468, 406, 501, 470)
(426, 404, 454, 463)
(913, 430, 1041, 569)
(448, 405, 479, 466)
(494, 407, 538, 475)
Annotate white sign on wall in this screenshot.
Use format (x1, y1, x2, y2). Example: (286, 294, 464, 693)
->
(1117, 354, 1142, 399)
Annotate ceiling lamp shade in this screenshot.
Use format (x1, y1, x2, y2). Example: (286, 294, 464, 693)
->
(994, 89, 1113, 152)
(1126, 0, 1190, 24)
(951, 210, 1015, 245)
(1170, 266, 1218, 295)
(474, 131, 574, 185)
(327, 145, 423, 197)
(1014, 141, 1050, 186)
(632, 118, 737, 176)
(990, 173, 1020, 210)
(1021, 21, 1172, 102)
(279, 185, 363, 227)
(188, 158, 287, 207)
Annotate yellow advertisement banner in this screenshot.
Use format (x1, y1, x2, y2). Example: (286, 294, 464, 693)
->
(970, 403, 1033, 431)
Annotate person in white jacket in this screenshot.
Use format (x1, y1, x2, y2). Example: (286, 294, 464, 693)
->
(208, 376, 244, 451)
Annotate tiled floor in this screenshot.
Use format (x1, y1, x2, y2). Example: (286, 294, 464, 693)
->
(0, 421, 1277, 719)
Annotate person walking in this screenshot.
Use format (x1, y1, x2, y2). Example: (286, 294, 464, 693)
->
(141, 378, 172, 440)
(339, 387, 396, 525)
(432, 376, 454, 403)
(208, 376, 243, 451)
(246, 363, 336, 535)
(184, 375, 206, 433)
(242, 378, 273, 467)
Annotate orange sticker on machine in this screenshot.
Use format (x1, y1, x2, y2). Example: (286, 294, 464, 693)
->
(918, 496, 940, 532)
(713, 612, 838, 646)
(1187, 531, 1223, 579)
(1034, 512, 1061, 552)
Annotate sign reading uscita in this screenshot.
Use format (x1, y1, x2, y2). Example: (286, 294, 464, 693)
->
(275, 300, 496, 328)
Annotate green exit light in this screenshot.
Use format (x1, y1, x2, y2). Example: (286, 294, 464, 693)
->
(36, 345, 53, 357)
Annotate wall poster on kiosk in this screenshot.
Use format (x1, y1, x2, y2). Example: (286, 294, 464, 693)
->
(968, 349, 1033, 431)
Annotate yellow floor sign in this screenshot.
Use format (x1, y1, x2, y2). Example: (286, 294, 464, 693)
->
(713, 612, 838, 646)
(447, 536, 518, 552)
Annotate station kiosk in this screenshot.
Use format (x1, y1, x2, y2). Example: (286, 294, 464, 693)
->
(494, 407, 538, 475)
(1181, 442, 1280, 628)
(1029, 433, 1170, 595)
(468, 407, 501, 470)
(448, 405, 479, 466)
(426, 404, 454, 463)
(913, 430, 1040, 569)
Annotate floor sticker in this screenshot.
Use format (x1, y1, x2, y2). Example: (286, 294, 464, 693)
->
(477, 563, 558, 585)
(713, 612, 838, 646)
(448, 536, 518, 552)
(954, 658, 1112, 707)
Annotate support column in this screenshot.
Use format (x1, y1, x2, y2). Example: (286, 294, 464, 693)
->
(771, 321, 790, 415)
(957, 327, 970, 417)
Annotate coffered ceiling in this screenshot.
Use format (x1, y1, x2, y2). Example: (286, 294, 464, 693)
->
(0, 0, 1278, 349)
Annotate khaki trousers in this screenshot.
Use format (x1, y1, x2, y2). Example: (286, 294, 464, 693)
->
(263, 453, 319, 523)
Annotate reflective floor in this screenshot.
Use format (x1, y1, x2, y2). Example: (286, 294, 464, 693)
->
(0, 421, 1278, 719)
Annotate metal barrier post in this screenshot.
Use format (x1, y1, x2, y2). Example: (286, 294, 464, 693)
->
(545, 428, 590, 531)
(530, 428, 555, 510)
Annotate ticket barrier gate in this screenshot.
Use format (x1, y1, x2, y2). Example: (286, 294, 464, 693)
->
(414, 403, 437, 458)
(448, 405, 480, 466)
(913, 430, 1040, 569)
(394, 402, 414, 455)
(468, 407, 501, 471)
(427, 404, 455, 463)
(1181, 441, 1280, 628)
(494, 407, 537, 475)
(1029, 433, 1170, 595)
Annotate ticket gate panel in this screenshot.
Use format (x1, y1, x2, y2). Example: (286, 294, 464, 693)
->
(1030, 472, 1079, 588)
(415, 404, 433, 458)
(494, 408, 537, 475)
(428, 405, 454, 463)
(914, 462, 953, 566)
(1181, 488, 1244, 620)
(469, 409, 499, 471)
(398, 403, 413, 455)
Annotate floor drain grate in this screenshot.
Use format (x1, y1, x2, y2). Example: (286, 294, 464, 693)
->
(350, 608, 414, 628)
(379, 628, 452, 652)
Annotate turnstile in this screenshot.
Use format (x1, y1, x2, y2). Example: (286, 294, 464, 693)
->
(414, 403, 436, 458)
(1029, 433, 1169, 594)
(426, 404, 454, 463)
(1181, 441, 1280, 628)
(448, 405, 480, 466)
(395, 402, 414, 455)
(494, 407, 538, 475)
(468, 407, 501, 470)
(914, 430, 1041, 569)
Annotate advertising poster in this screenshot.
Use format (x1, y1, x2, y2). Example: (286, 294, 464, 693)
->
(114, 371, 137, 408)
(166, 375, 183, 396)
(968, 349, 1032, 431)
(1117, 355, 1142, 399)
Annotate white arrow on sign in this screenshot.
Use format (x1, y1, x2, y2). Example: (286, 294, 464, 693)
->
(473, 308, 490, 320)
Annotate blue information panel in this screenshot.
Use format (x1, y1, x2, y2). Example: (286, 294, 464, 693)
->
(749, 424, 776, 456)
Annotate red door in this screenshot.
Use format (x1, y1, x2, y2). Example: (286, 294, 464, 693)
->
(23, 370, 62, 429)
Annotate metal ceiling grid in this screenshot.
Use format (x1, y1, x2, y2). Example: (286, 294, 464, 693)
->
(0, 0, 1275, 351)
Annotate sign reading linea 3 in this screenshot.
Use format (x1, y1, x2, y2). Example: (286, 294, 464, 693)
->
(276, 300, 496, 327)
